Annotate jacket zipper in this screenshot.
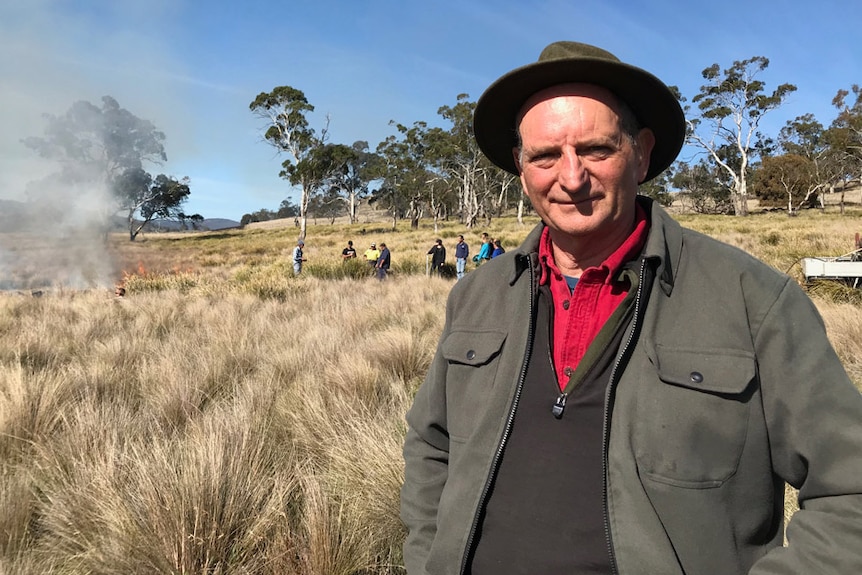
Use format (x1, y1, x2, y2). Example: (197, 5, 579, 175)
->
(459, 257, 537, 575)
(602, 258, 649, 575)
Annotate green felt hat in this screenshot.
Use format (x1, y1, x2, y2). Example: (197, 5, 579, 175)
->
(473, 41, 685, 182)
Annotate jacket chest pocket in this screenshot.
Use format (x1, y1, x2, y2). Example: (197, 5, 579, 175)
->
(441, 329, 507, 442)
(635, 345, 756, 488)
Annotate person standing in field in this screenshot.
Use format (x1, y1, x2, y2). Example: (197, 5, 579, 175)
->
(342, 240, 357, 260)
(476, 233, 493, 264)
(490, 239, 505, 258)
(365, 243, 380, 268)
(454, 235, 469, 280)
(375, 242, 390, 280)
(291, 239, 306, 276)
(401, 40, 862, 575)
(427, 238, 446, 277)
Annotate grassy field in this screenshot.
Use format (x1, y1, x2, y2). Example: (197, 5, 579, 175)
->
(2, 205, 862, 573)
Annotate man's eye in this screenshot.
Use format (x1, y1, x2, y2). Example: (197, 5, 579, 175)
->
(530, 152, 556, 163)
(585, 146, 613, 157)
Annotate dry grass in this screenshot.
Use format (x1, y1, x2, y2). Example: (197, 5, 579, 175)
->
(0, 277, 448, 574)
(2, 204, 862, 573)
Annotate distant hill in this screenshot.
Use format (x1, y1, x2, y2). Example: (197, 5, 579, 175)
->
(0, 199, 240, 233)
(145, 218, 241, 232)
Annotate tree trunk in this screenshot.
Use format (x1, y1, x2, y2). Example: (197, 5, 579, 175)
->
(298, 183, 310, 240)
(734, 179, 750, 216)
(349, 194, 358, 224)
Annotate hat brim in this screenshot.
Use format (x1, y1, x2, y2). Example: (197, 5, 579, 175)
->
(473, 57, 685, 182)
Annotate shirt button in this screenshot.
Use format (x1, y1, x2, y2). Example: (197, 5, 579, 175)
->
(564, 366, 573, 377)
(562, 300, 570, 310)
(466, 350, 476, 360)
(690, 371, 704, 383)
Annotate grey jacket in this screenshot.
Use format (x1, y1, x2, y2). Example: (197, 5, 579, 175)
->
(401, 198, 862, 575)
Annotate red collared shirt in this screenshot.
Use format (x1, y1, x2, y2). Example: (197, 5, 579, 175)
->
(538, 204, 649, 391)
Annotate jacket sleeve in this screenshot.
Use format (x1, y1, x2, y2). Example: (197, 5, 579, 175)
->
(750, 278, 862, 574)
(401, 313, 453, 574)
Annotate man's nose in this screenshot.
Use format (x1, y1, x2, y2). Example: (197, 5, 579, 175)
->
(558, 149, 589, 192)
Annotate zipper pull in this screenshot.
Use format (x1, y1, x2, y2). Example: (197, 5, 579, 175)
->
(552, 393, 567, 419)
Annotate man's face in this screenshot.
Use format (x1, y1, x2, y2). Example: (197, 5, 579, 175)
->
(514, 83, 654, 244)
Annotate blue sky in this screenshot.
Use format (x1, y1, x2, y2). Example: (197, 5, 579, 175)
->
(1, 0, 859, 221)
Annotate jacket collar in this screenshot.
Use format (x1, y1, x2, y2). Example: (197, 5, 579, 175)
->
(640, 196, 681, 296)
(509, 196, 681, 296)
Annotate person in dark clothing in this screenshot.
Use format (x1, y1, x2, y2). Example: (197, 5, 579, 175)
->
(454, 235, 469, 280)
(375, 242, 391, 280)
(342, 240, 357, 260)
(427, 238, 446, 276)
(400, 40, 862, 575)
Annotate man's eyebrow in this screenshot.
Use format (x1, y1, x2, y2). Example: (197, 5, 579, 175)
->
(522, 143, 557, 155)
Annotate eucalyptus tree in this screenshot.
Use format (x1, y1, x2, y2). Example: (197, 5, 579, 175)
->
(758, 113, 834, 211)
(431, 94, 489, 228)
(21, 95, 189, 237)
(752, 154, 819, 212)
(306, 186, 344, 224)
(685, 57, 796, 215)
(323, 141, 376, 224)
(22, 96, 167, 186)
(672, 160, 733, 214)
(830, 85, 862, 159)
(113, 168, 191, 240)
(374, 121, 433, 230)
(249, 86, 329, 240)
(277, 198, 300, 219)
(826, 85, 862, 212)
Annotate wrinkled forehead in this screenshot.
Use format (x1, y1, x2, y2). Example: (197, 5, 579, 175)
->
(516, 82, 625, 127)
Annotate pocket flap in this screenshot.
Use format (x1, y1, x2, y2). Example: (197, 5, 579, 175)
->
(442, 330, 507, 366)
(654, 344, 755, 395)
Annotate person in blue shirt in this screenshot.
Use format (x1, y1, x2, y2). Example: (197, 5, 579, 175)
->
(375, 242, 391, 280)
(476, 233, 493, 264)
(491, 239, 505, 258)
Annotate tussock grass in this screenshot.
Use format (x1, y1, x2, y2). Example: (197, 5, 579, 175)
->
(2, 206, 861, 572)
(1, 276, 444, 573)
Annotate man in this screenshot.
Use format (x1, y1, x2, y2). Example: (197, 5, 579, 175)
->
(291, 238, 306, 276)
(342, 240, 357, 260)
(375, 242, 390, 280)
(476, 232, 493, 264)
(454, 235, 469, 279)
(401, 41, 862, 575)
(427, 238, 446, 277)
(365, 243, 380, 267)
(490, 239, 505, 258)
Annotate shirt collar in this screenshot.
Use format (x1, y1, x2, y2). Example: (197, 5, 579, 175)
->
(538, 202, 650, 286)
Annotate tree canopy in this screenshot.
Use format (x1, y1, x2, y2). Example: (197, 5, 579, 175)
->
(250, 86, 331, 239)
(22, 96, 193, 239)
(247, 57, 860, 224)
(685, 57, 797, 216)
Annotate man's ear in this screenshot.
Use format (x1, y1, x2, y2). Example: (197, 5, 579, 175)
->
(635, 128, 656, 183)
